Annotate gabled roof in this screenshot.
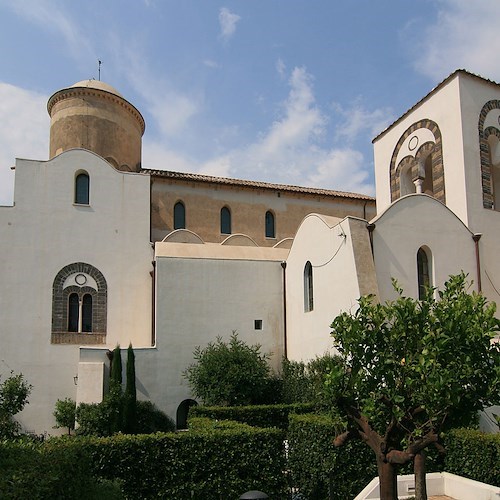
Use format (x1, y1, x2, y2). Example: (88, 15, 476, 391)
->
(372, 69, 500, 143)
(143, 168, 375, 201)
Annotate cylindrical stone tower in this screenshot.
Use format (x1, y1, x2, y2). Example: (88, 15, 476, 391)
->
(47, 79, 145, 172)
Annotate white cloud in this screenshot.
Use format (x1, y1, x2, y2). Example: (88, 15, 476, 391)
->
(219, 7, 241, 41)
(414, 0, 500, 81)
(332, 101, 394, 144)
(203, 59, 220, 69)
(0, 83, 49, 205)
(276, 58, 286, 78)
(5, 0, 93, 62)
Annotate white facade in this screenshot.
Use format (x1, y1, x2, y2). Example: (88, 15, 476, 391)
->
(1, 70, 499, 434)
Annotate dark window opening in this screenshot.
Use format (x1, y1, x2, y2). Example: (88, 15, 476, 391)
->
(75, 173, 90, 205)
(254, 319, 263, 330)
(265, 211, 275, 238)
(221, 207, 231, 234)
(68, 293, 79, 332)
(304, 261, 314, 312)
(82, 294, 93, 332)
(174, 201, 186, 229)
(417, 248, 430, 300)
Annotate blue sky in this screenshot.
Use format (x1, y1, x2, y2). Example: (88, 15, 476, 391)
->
(1, 0, 500, 205)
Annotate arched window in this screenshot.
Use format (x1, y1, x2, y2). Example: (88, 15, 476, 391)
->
(304, 261, 314, 312)
(174, 201, 186, 229)
(68, 293, 79, 332)
(417, 247, 431, 300)
(75, 172, 90, 205)
(82, 294, 93, 332)
(52, 263, 107, 344)
(265, 211, 275, 238)
(220, 206, 231, 234)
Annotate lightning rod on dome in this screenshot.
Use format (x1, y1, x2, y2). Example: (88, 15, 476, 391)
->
(98, 59, 102, 81)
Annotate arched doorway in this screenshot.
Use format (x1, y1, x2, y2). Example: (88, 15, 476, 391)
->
(176, 399, 198, 429)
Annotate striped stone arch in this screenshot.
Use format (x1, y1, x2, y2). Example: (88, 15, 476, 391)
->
(51, 262, 107, 344)
(390, 120, 445, 203)
(478, 100, 500, 209)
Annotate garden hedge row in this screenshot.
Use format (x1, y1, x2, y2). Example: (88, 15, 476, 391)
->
(0, 438, 122, 499)
(288, 413, 377, 499)
(189, 402, 315, 430)
(444, 428, 500, 487)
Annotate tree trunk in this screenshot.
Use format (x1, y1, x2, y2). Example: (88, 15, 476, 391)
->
(377, 458, 398, 500)
(414, 450, 427, 500)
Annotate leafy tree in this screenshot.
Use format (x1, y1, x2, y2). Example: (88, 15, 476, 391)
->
(328, 274, 500, 500)
(184, 332, 272, 406)
(0, 372, 32, 438)
(123, 343, 137, 434)
(53, 397, 76, 435)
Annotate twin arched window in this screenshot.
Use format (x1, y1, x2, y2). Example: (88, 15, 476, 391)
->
(220, 207, 231, 234)
(304, 261, 314, 312)
(68, 293, 93, 332)
(174, 201, 186, 229)
(75, 172, 90, 205)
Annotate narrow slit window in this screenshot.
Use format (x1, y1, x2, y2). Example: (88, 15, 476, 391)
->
(75, 173, 90, 205)
(265, 211, 275, 238)
(82, 294, 93, 332)
(174, 201, 186, 229)
(221, 207, 231, 234)
(68, 293, 79, 332)
(304, 261, 314, 312)
(417, 247, 431, 300)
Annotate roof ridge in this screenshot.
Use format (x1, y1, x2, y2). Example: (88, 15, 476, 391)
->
(142, 168, 375, 200)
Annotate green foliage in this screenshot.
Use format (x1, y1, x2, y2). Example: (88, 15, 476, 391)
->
(123, 344, 137, 434)
(281, 353, 343, 410)
(76, 399, 175, 437)
(444, 428, 500, 487)
(328, 273, 500, 458)
(53, 397, 76, 434)
(189, 402, 315, 431)
(288, 413, 377, 499)
(110, 345, 123, 389)
(135, 400, 175, 433)
(0, 438, 123, 499)
(51, 422, 287, 499)
(0, 371, 32, 438)
(184, 332, 273, 406)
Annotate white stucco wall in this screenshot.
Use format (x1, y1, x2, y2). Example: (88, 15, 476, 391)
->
(0, 149, 152, 433)
(372, 194, 476, 301)
(99, 244, 287, 422)
(285, 214, 378, 362)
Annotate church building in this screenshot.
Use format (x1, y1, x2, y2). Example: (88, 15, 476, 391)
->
(1, 70, 498, 433)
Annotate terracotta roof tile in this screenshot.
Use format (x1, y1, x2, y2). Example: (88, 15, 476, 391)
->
(143, 168, 375, 201)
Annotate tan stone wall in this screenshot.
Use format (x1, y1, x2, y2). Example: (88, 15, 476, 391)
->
(48, 89, 144, 172)
(151, 177, 376, 245)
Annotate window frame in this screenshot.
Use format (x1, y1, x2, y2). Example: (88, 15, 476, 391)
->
(74, 172, 90, 205)
(304, 261, 314, 312)
(220, 206, 232, 235)
(174, 201, 186, 230)
(265, 210, 275, 239)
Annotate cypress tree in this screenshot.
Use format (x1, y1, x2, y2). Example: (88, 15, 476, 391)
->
(123, 343, 137, 433)
(109, 344, 123, 434)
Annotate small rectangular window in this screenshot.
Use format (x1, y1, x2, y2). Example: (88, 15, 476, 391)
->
(254, 319, 263, 330)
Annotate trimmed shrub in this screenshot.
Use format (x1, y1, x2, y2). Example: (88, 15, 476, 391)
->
(0, 438, 122, 499)
(135, 400, 175, 433)
(288, 413, 377, 500)
(54, 422, 287, 499)
(189, 402, 315, 431)
(444, 428, 500, 486)
(53, 397, 76, 434)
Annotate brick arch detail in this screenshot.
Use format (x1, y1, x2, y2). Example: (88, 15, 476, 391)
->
(52, 262, 107, 335)
(478, 100, 500, 209)
(390, 120, 445, 203)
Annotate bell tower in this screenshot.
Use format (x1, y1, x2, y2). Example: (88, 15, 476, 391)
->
(47, 79, 145, 172)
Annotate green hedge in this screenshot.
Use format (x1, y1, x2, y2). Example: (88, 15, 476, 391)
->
(288, 413, 377, 500)
(444, 428, 500, 486)
(189, 402, 315, 430)
(0, 438, 122, 499)
(50, 422, 287, 499)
